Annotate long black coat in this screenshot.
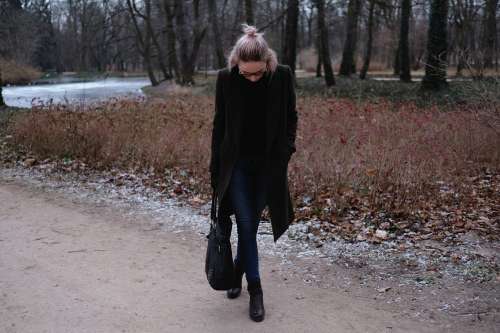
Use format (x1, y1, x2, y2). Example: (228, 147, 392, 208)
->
(209, 63, 298, 243)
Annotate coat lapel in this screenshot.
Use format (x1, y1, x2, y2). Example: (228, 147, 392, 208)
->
(229, 65, 278, 156)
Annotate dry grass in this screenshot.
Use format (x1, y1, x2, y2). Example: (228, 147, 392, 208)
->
(8, 96, 213, 182)
(6, 94, 500, 216)
(289, 97, 499, 213)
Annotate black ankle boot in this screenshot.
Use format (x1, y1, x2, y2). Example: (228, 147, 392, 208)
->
(247, 279, 265, 322)
(226, 263, 244, 299)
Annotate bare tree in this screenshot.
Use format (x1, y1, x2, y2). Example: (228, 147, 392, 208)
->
(377, 0, 400, 74)
(126, 0, 159, 86)
(339, 0, 362, 76)
(143, 0, 169, 80)
(450, 0, 476, 76)
(421, 0, 449, 90)
(282, 0, 299, 73)
(305, 1, 315, 47)
(315, 27, 323, 77)
(0, 0, 37, 64)
(245, 0, 255, 25)
(30, 0, 58, 71)
(360, 0, 376, 79)
(399, 0, 411, 82)
(161, 0, 180, 81)
(174, 0, 207, 85)
(315, 0, 335, 85)
(208, 0, 225, 69)
(482, 0, 498, 68)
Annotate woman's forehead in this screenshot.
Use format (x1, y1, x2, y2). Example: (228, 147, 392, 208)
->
(239, 61, 266, 72)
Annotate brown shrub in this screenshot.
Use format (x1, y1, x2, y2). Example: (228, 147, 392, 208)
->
(289, 97, 500, 213)
(8, 95, 213, 177)
(7, 94, 500, 214)
(0, 58, 41, 85)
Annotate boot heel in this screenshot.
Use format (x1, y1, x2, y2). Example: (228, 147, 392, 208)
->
(247, 279, 265, 322)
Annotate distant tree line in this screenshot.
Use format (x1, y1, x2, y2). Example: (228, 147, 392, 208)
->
(0, 0, 498, 92)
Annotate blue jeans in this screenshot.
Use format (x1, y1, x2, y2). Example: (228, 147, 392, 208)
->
(225, 154, 269, 284)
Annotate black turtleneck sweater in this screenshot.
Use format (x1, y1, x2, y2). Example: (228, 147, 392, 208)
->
(238, 70, 268, 157)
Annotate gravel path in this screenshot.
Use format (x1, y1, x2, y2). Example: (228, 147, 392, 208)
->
(0, 168, 498, 332)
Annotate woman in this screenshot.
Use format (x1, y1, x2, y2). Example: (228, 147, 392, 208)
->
(209, 23, 298, 322)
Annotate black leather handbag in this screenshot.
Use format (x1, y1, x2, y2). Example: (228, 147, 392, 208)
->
(205, 188, 234, 290)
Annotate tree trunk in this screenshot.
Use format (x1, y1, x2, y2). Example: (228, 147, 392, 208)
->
(451, 0, 474, 77)
(174, 0, 207, 85)
(244, 0, 254, 25)
(360, 0, 375, 80)
(393, 45, 400, 75)
(144, 15, 159, 86)
(399, 0, 411, 82)
(421, 0, 449, 90)
(208, 0, 225, 69)
(306, 2, 314, 47)
(315, 0, 335, 85)
(126, 0, 158, 86)
(282, 0, 299, 73)
(231, 0, 244, 45)
(162, 0, 180, 82)
(339, 0, 362, 76)
(316, 30, 323, 77)
(188, 0, 207, 80)
(482, 0, 498, 68)
(143, 0, 169, 81)
(174, 0, 191, 84)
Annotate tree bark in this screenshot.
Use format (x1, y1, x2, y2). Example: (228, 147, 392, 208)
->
(282, 0, 299, 73)
(174, 0, 191, 84)
(126, 0, 158, 86)
(143, 0, 169, 81)
(316, 29, 323, 77)
(315, 0, 335, 85)
(208, 0, 226, 69)
(399, 0, 412, 82)
(244, 0, 254, 25)
(339, 0, 362, 76)
(421, 0, 449, 90)
(450, 0, 473, 77)
(360, 0, 375, 80)
(162, 0, 180, 82)
(393, 45, 400, 75)
(174, 0, 207, 85)
(482, 0, 498, 68)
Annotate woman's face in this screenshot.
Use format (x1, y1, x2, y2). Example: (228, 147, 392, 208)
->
(238, 61, 267, 82)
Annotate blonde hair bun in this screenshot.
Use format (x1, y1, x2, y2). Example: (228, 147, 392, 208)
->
(226, 22, 278, 72)
(242, 23, 259, 37)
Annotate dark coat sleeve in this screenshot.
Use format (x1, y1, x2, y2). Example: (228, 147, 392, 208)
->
(285, 65, 298, 155)
(209, 70, 226, 188)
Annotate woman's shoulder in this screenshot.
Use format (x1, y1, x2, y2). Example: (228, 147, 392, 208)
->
(276, 64, 290, 72)
(217, 68, 231, 79)
(275, 64, 293, 80)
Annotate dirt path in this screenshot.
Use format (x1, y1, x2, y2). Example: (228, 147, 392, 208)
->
(0, 179, 493, 333)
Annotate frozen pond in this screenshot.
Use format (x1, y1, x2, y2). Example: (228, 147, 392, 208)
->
(3, 77, 151, 108)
